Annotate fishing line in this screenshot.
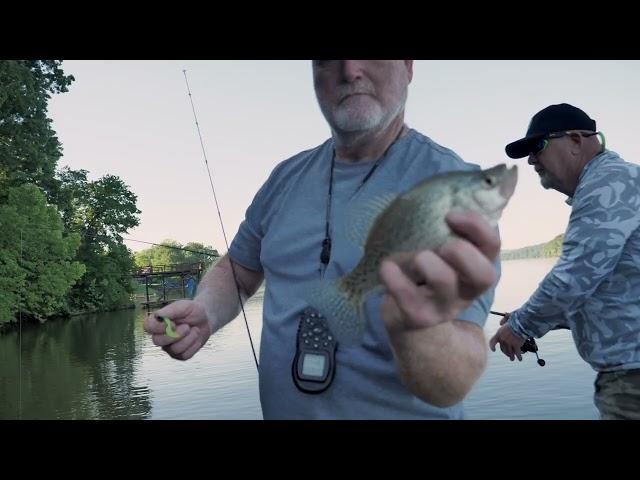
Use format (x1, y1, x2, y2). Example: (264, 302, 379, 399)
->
(182, 69, 259, 371)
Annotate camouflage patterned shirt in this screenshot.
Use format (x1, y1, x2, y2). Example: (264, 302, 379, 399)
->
(508, 150, 640, 372)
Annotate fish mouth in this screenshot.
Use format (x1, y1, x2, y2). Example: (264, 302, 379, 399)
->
(498, 165, 518, 199)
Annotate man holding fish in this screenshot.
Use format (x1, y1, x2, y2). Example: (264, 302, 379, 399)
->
(144, 60, 517, 419)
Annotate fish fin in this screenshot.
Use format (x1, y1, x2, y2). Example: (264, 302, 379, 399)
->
(368, 284, 386, 299)
(344, 193, 396, 250)
(305, 278, 366, 346)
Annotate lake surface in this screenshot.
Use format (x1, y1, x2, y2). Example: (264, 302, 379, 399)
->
(0, 258, 598, 420)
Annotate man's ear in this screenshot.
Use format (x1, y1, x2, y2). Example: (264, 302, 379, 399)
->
(568, 131, 584, 155)
(404, 60, 414, 83)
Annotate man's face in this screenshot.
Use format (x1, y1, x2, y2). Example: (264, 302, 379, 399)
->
(528, 136, 575, 193)
(312, 60, 413, 134)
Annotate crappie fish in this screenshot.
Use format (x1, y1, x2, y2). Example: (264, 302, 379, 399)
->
(306, 163, 518, 345)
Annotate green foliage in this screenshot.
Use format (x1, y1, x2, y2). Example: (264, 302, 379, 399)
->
(0, 60, 142, 324)
(501, 234, 565, 261)
(542, 234, 564, 258)
(53, 168, 141, 313)
(53, 167, 140, 243)
(134, 239, 182, 267)
(134, 240, 218, 269)
(0, 184, 85, 324)
(0, 60, 74, 198)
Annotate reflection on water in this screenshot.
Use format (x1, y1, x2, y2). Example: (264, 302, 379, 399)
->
(0, 292, 263, 420)
(0, 309, 152, 419)
(1, 261, 599, 419)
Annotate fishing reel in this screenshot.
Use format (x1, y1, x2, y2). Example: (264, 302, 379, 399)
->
(521, 336, 546, 367)
(490, 311, 546, 367)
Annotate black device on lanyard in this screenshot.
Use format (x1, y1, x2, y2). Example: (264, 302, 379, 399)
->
(292, 308, 338, 393)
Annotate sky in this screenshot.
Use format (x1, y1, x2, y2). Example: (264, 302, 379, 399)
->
(47, 60, 640, 253)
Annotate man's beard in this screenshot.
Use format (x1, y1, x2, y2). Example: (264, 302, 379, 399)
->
(332, 95, 387, 132)
(319, 82, 407, 133)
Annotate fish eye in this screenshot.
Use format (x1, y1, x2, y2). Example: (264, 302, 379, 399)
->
(484, 176, 496, 188)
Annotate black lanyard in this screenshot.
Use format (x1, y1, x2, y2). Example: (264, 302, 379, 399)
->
(320, 125, 407, 275)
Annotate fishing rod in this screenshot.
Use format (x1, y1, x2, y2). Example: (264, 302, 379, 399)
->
(182, 69, 259, 372)
(490, 310, 546, 366)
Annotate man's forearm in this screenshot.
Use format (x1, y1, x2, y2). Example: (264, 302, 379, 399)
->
(386, 320, 487, 408)
(194, 255, 263, 333)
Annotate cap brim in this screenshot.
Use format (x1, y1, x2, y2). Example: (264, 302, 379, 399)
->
(505, 134, 544, 159)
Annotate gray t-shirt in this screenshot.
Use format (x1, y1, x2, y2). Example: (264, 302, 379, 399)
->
(229, 129, 499, 419)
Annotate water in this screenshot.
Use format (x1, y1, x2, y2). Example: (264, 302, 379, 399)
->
(465, 258, 598, 420)
(0, 258, 598, 419)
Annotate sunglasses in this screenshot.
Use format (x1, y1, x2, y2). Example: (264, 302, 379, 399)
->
(532, 131, 604, 156)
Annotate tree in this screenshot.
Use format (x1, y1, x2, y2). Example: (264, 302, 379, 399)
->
(183, 242, 219, 266)
(134, 240, 218, 268)
(53, 167, 141, 312)
(140, 239, 183, 267)
(1, 61, 142, 319)
(501, 234, 566, 261)
(542, 234, 564, 258)
(0, 61, 74, 199)
(0, 184, 85, 324)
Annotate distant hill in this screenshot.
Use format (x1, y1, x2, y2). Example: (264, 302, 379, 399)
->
(501, 234, 564, 261)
